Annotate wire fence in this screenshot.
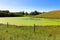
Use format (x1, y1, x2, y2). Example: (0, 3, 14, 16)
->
(0, 22, 58, 40)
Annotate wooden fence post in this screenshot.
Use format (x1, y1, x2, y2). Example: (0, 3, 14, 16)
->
(7, 22, 8, 28)
(34, 24, 36, 33)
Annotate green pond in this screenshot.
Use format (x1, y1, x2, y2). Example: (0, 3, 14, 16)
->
(0, 17, 60, 26)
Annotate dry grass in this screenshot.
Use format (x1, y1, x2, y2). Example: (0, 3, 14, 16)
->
(36, 10, 60, 19)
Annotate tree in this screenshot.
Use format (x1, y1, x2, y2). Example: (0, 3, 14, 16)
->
(0, 10, 9, 17)
(25, 12, 28, 16)
(2, 10, 9, 13)
(30, 10, 40, 15)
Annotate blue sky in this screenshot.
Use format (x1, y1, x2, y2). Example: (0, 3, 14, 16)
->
(0, 0, 60, 12)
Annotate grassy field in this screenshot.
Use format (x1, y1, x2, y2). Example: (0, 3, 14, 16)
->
(0, 17, 60, 40)
(0, 17, 60, 26)
(0, 24, 60, 40)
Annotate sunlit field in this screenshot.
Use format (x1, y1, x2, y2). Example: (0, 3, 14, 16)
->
(0, 17, 60, 26)
(0, 17, 60, 40)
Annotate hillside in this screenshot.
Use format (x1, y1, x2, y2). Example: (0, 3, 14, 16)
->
(36, 10, 60, 19)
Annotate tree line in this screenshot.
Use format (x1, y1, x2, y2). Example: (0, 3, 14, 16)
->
(0, 10, 42, 17)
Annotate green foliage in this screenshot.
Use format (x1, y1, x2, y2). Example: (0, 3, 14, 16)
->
(30, 11, 41, 15)
(0, 10, 42, 17)
(0, 10, 9, 17)
(24, 12, 29, 16)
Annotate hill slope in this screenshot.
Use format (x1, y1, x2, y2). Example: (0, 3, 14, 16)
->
(36, 10, 60, 19)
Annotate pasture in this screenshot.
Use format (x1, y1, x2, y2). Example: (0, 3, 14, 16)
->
(0, 17, 60, 26)
(0, 17, 60, 40)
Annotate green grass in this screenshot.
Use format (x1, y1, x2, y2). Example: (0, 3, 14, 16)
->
(0, 17, 60, 40)
(0, 17, 60, 26)
(0, 24, 60, 40)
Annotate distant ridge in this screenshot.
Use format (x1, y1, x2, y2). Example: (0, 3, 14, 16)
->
(36, 10, 60, 19)
(49, 10, 60, 12)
